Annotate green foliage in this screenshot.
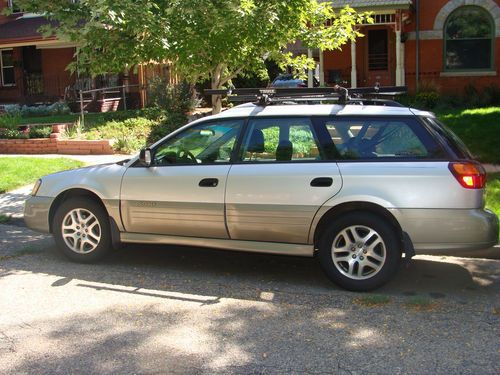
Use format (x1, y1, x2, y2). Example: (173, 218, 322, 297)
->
(15, 0, 370, 111)
(4, 102, 71, 118)
(0, 113, 22, 129)
(29, 126, 53, 139)
(84, 117, 157, 153)
(0, 157, 84, 193)
(147, 79, 199, 114)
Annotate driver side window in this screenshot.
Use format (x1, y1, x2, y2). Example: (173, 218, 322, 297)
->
(153, 120, 243, 166)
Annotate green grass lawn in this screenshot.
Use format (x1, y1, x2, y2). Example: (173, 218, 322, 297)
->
(0, 157, 85, 193)
(436, 107, 500, 164)
(486, 173, 500, 222)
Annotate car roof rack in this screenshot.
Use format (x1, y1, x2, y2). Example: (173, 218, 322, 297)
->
(204, 85, 407, 107)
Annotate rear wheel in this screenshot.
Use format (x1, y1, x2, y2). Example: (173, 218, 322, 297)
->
(53, 198, 112, 263)
(317, 212, 401, 291)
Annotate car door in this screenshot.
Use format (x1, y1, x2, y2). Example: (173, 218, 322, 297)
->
(225, 117, 342, 244)
(121, 119, 243, 238)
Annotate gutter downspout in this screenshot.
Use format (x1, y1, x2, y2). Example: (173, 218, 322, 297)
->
(415, 0, 420, 92)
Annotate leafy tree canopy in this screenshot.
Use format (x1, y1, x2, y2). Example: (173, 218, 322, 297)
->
(14, 0, 371, 112)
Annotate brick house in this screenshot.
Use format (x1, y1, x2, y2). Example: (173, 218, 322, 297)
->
(0, 0, 177, 109)
(306, 0, 500, 93)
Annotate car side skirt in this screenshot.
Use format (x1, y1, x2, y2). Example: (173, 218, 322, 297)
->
(120, 232, 314, 257)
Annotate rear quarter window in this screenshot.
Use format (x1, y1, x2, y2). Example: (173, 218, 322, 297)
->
(420, 116, 474, 160)
(313, 116, 446, 160)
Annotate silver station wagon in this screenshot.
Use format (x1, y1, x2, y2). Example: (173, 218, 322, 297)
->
(24, 87, 499, 291)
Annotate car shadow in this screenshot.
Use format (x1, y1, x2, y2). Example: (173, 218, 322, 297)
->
(2, 239, 499, 306)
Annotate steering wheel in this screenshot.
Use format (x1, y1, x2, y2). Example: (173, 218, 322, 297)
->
(176, 149, 198, 164)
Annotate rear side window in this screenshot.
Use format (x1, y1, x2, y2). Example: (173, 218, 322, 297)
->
(421, 117, 473, 160)
(313, 117, 446, 160)
(239, 117, 322, 162)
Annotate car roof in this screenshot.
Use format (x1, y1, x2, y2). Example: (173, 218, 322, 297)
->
(204, 103, 434, 121)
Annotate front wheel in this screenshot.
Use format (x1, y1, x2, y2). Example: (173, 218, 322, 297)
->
(317, 212, 401, 291)
(53, 198, 112, 263)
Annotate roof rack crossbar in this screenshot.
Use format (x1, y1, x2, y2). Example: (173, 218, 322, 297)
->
(204, 85, 407, 106)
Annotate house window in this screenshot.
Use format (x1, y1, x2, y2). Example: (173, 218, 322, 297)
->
(0, 49, 15, 86)
(444, 6, 494, 71)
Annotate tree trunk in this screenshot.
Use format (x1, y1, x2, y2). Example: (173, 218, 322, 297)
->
(211, 64, 224, 114)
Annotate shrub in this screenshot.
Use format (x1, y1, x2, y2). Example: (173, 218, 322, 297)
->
(147, 79, 200, 114)
(414, 91, 440, 109)
(4, 102, 72, 118)
(84, 117, 157, 153)
(29, 126, 52, 139)
(0, 113, 21, 129)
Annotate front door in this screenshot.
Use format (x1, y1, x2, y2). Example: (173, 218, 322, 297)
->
(366, 29, 392, 86)
(225, 117, 342, 244)
(121, 119, 243, 238)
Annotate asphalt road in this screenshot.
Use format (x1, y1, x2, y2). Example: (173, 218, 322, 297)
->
(0, 224, 499, 375)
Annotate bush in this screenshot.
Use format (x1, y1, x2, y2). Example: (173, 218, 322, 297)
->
(84, 117, 157, 153)
(4, 102, 71, 118)
(0, 113, 21, 129)
(147, 79, 199, 114)
(29, 126, 52, 139)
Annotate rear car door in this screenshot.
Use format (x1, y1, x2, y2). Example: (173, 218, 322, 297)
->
(225, 117, 342, 244)
(121, 119, 243, 238)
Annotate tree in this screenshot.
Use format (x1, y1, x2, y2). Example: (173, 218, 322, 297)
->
(15, 0, 371, 113)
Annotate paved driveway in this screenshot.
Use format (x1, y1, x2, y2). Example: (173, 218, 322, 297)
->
(0, 222, 499, 375)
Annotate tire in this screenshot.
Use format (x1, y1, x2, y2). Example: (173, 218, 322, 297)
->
(317, 212, 401, 291)
(53, 197, 112, 263)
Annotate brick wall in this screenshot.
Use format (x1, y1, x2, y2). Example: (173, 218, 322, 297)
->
(0, 138, 114, 155)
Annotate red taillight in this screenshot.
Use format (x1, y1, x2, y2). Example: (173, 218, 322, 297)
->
(448, 162, 486, 189)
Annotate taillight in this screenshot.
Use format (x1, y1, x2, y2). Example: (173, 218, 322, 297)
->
(448, 162, 486, 189)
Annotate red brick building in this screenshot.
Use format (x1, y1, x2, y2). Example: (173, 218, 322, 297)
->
(308, 0, 500, 93)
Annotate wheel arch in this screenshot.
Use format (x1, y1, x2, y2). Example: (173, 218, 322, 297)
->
(48, 188, 107, 233)
(311, 202, 406, 251)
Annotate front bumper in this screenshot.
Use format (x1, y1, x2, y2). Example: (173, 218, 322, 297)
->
(24, 196, 54, 233)
(390, 208, 499, 253)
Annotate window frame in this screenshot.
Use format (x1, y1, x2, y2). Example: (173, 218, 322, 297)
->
(311, 115, 450, 162)
(235, 116, 325, 164)
(136, 118, 245, 168)
(443, 5, 495, 73)
(0, 49, 15, 87)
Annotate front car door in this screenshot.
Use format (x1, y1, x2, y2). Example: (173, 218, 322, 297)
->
(225, 117, 342, 244)
(121, 119, 243, 238)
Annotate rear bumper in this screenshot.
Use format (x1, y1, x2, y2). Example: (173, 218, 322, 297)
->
(390, 208, 499, 253)
(24, 196, 54, 233)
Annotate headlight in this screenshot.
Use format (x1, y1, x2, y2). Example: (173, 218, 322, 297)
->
(31, 179, 42, 196)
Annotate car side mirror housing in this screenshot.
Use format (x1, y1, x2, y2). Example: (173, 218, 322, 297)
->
(139, 148, 152, 167)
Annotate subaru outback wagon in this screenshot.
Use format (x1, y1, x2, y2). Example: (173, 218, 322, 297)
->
(24, 88, 499, 291)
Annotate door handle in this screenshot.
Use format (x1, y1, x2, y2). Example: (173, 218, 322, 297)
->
(310, 177, 333, 187)
(199, 178, 219, 187)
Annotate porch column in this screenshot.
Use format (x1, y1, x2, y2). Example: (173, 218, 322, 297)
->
(350, 41, 357, 88)
(395, 29, 402, 86)
(319, 49, 325, 86)
(307, 49, 314, 88)
(400, 42, 405, 86)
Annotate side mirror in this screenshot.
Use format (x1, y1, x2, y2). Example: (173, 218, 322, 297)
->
(139, 148, 152, 167)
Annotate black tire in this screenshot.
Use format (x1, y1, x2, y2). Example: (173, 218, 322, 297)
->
(53, 197, 112, 263)
(317, 212, 401, 291)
